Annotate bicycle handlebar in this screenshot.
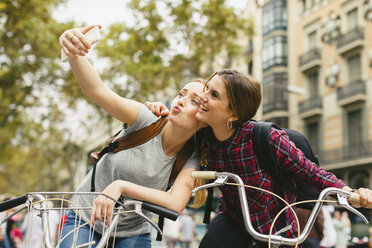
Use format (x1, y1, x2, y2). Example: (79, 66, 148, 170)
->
(348, 191, 361, 203)
(142, 201, 178, 221)
(0, 194, 28, 212)
(192, 171, 217, 179)
(191, 171, 367, 246)
(191, 171, 361, 204)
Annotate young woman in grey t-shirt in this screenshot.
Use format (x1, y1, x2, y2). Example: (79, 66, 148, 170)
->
(59, 25, 207, 248)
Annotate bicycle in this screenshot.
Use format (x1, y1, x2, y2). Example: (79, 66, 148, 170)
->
(191, 171, 368, 248)
(0, 192, 178, 248)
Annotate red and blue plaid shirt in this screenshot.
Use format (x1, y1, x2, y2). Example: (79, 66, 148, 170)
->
(207, 121, 345, 246)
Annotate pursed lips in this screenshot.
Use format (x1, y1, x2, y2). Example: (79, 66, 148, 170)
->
(172, 105, 181, 113)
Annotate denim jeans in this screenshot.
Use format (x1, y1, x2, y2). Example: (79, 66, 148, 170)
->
(59, 211, 151, 248)
(0, 234, 12, 248)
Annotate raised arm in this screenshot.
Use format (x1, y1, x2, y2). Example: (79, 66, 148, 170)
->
(59, 25, 140, 124)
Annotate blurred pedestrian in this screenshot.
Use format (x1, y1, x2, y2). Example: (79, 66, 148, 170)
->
(320, 205, 336, 248)
(0, 210, 10, 248)
(179, 210, 195, 248)
(21, 208, 43, 248)
(295, 207, 324, 248)
(47, 202, 61, 246)
(341, 211, 351, 241)
(0, 196, 18, 248)
(163, 218, 181, 248)
(332, 210, 347, 248)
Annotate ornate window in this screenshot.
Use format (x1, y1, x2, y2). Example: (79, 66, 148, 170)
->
(262, 36, 287, 71)
(262, 0, 287, 36)
(262, 73, 288, 114)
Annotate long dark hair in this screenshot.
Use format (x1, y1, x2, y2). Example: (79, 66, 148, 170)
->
(193, 70, 262, 207)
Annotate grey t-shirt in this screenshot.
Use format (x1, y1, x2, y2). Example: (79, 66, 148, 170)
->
(73, 104, 199, 238)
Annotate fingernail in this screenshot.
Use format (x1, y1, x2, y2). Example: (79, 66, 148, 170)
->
(157, 114, 160, 117)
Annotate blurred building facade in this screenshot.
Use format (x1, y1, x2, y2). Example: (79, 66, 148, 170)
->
(289, 0, 372, 187)
(238, 0, 372, 234)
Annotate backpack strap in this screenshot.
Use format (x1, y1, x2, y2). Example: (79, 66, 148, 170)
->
(252, 121, 291, 230)
(252, 121, 300, 191)
(252, 121, 278, 175)
(91, 117, 168, 192)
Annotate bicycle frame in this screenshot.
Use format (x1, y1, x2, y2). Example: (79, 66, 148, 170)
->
(192, 171, 368, 246)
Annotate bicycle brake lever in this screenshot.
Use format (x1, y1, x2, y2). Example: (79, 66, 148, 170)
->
(192, 176, 229, 193)
(124, 200, 163, 235)
(134, 203, 163, 235)
(337, 193, 369, 224)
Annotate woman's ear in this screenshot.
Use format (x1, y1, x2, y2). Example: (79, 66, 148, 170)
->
(229, 114, 239, 122)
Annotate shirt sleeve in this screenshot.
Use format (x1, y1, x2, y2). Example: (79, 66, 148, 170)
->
(114, 104, 160, 140)
(269, 128, 346, 191)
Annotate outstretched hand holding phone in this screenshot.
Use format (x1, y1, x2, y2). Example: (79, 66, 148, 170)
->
(59, 25, 102, 61)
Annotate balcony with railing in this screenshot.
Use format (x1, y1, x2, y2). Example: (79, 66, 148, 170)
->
(262, 72, 288, 118)
(337, 26, 364, 54)
(337, 79, 366, 106)
(299, 48, 321, 72)
(319, 141, 372, 166)
(298, 96, 323, 119)
(263, 99, 288, 116)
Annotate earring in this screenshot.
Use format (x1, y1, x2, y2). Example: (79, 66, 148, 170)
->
(227, 119, 233, 130)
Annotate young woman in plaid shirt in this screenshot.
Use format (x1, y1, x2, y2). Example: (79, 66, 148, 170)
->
(147, 69, 372, 248)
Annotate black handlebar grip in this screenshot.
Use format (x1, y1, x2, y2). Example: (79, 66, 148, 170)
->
(0, 194, 28, 212)
(142, 202, 178, 221)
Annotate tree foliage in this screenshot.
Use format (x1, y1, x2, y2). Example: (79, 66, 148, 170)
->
(97, 0, 254, 99)
(0, 0, 83, 194)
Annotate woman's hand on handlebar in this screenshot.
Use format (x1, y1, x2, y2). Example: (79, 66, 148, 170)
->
(352, 188, 372, 208)
(59, 25, 101, 60)
(91, 180, 122, 226)
(144, 101, 169, 117)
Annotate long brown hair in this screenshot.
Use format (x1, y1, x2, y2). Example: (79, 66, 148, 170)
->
(189, 127, 212, 208)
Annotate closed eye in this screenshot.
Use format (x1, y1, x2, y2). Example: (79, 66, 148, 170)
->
(191, 99, 200, 105)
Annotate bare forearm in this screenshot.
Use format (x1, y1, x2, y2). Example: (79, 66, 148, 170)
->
(116, 180, 190, 214)
(69, 56, 104, 99)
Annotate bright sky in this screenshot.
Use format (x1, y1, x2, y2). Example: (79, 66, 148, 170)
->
(54, 0, 250, 27)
